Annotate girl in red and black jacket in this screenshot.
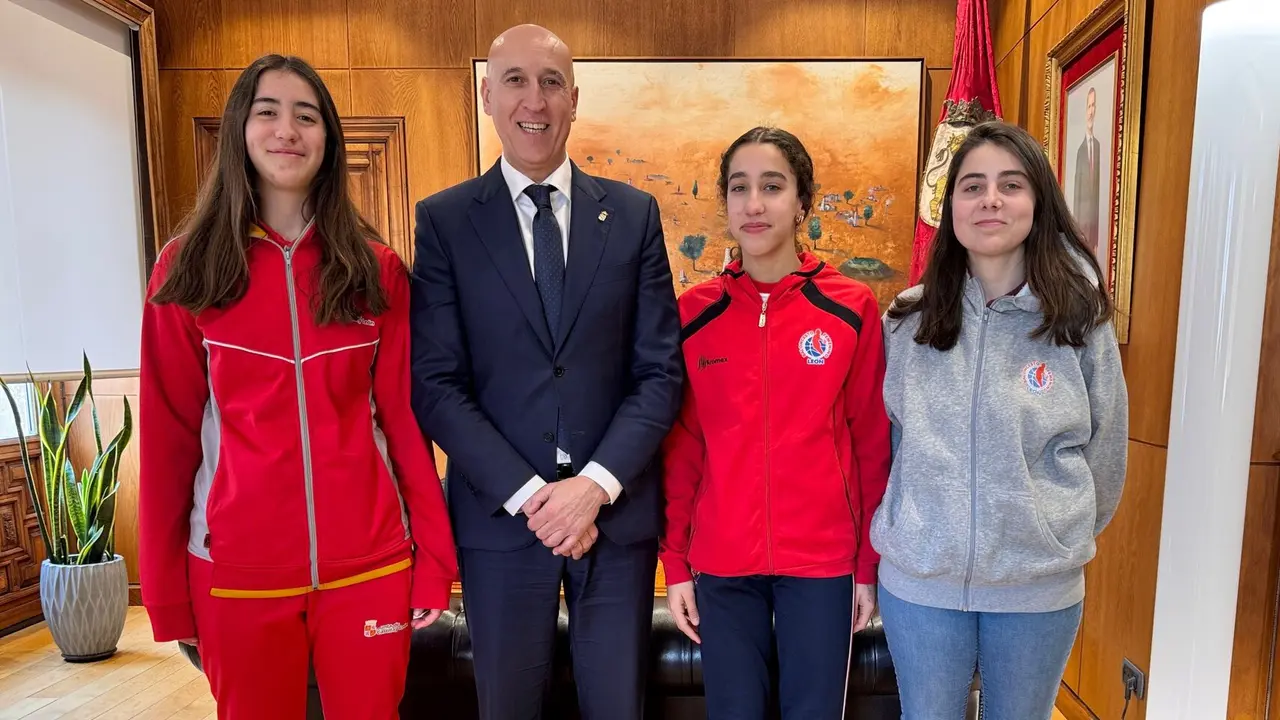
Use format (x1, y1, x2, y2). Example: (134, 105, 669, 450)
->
(660, 126, 892, 720)
(139, 54, 456, 720)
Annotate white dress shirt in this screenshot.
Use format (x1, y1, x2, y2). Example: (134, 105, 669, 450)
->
(498, 155, 624, 515)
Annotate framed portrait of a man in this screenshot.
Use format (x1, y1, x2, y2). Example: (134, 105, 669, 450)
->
(1044, 0, 1147, 343)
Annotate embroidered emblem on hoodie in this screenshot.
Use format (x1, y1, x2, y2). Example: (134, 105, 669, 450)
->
(1023, 362, 1054, 394)
(798, 329, 834, 366)
(364, 619, 409, 637)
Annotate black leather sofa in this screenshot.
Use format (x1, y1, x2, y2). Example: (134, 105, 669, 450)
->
(179, 596, 980, 719)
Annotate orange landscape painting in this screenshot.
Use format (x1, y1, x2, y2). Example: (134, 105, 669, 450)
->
(473, 59, 924, 310)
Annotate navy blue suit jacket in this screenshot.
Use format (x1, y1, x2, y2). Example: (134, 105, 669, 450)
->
(409, 160, 683, 552)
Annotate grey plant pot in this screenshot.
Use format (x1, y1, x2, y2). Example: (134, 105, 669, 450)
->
(39, 554, 129, 662)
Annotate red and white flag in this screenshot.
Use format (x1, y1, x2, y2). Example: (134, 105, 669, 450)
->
(909, 0, 1004, 285)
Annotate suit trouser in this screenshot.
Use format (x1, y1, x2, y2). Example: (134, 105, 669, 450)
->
(695, 573, 855, 720)
(459, 533, 659, 720)
(188, 555, 412, 720)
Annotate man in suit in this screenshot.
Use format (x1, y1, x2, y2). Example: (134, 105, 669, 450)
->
(1073, 86, 1102, 254)
(408, 23, 683, 720)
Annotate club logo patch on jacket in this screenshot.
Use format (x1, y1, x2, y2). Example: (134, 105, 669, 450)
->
(798, 329, 834, 366)
(364, 619, 410, 637)
(1023, 361, 1054, 394)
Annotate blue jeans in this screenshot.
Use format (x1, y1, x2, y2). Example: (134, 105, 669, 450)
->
(878, 584, 1083, 720)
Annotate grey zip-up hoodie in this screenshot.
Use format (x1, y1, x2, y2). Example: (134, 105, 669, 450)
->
(870, 276, 1128, 613)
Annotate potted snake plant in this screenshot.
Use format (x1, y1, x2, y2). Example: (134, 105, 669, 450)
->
(0, 354, 132, 662)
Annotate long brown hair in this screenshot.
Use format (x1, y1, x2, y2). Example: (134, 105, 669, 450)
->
(888, 121, 1112, 350)
(151, 54, 387, 325)
(719, 126, 812, 259)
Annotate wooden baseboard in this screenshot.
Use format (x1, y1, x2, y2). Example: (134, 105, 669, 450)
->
(0, 589, 42, 636)
(1057, 682, 1100, 720)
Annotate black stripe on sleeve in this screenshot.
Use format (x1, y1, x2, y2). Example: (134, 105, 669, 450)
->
(680, 291, 731, 343)
(801, 281, 862, 334)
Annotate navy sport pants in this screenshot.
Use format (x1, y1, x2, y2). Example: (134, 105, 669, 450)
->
(695, 573, 854, 720)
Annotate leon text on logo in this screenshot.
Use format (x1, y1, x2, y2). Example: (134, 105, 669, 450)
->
(697, 355, 728, 371)
(798, 329, 834, 366)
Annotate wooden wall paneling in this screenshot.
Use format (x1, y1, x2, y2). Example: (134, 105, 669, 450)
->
(731, 0, 868, 56)
(350, 70, 476, 210)
(159, 71, 230, 236)
(1075, 441, 1168, 720)
(348, 0, 473, 69)
(864, 0, 958, 70)
(597, 0, 735, 57)
(154, 0, 221, 69)
(318, 70, 353, 116)
(93, 378, 140, 396)
(992, 0, 1030, 64)
(473, 0, 607, 56)
(0, 441, 44, 631)
(995, 39, 1027, 128)
(220, 0, 349, 69)
(1122, 0, 1213, 448)
(1251, 172, 1280, 463)
(1031, 0, 1063, 29)
(1227, 465, 1280, 720)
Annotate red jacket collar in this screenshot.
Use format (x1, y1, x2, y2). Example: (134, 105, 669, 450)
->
(249, 218, 317, 249)
(722, 251, 826, 296)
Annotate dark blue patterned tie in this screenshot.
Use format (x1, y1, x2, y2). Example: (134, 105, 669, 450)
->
(523, 183, 569, 455)
(524, 184, 564, 337)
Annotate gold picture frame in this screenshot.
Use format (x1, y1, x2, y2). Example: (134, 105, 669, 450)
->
(1044, 0, 1147, 344)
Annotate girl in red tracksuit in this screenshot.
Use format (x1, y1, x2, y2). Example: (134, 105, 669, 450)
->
(139, 54, 456, 720)
(660, 126, 892, 720)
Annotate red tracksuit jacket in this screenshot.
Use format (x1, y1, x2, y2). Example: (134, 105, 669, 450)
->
(139, 221, 457, 642)
(659, 252, 891, 586)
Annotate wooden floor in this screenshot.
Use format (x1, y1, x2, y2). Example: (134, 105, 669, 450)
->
(0, 608, 213, 719)
(0, 607, 1072, 720)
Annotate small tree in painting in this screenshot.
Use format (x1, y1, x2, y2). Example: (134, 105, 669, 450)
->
(808, 216, 824, 251)
(680, 234, 708, 273)
(863, 204, 874, 226)
(586, 155, 594, 164)
(692, 180, 699, 199)
(844, 190, 854, 205)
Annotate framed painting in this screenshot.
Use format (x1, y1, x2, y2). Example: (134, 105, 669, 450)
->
(472, 58, 926, 314)
(1044, 0, 1147, 343)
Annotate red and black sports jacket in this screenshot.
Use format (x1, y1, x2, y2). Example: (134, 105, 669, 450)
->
(139, 221, 457, 642)
(659, 252, 891, 586)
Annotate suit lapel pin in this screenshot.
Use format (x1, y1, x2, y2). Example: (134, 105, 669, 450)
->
(598, 211, 608, 222)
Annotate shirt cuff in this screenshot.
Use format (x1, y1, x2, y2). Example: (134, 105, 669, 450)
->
(504, 476, 547, 515)
(580, 461, 623, 504)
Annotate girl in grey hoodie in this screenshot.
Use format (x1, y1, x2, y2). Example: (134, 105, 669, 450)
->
(871, 121, 1129, 720)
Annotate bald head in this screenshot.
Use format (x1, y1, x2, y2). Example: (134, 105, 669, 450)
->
(487, 24, 574, 85)
(480, 24, 579, 183)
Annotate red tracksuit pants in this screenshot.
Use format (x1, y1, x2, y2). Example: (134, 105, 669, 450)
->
(188, 555, 412, 720)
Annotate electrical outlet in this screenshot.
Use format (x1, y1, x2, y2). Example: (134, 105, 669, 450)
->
(1122, 658, 1147, 700)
